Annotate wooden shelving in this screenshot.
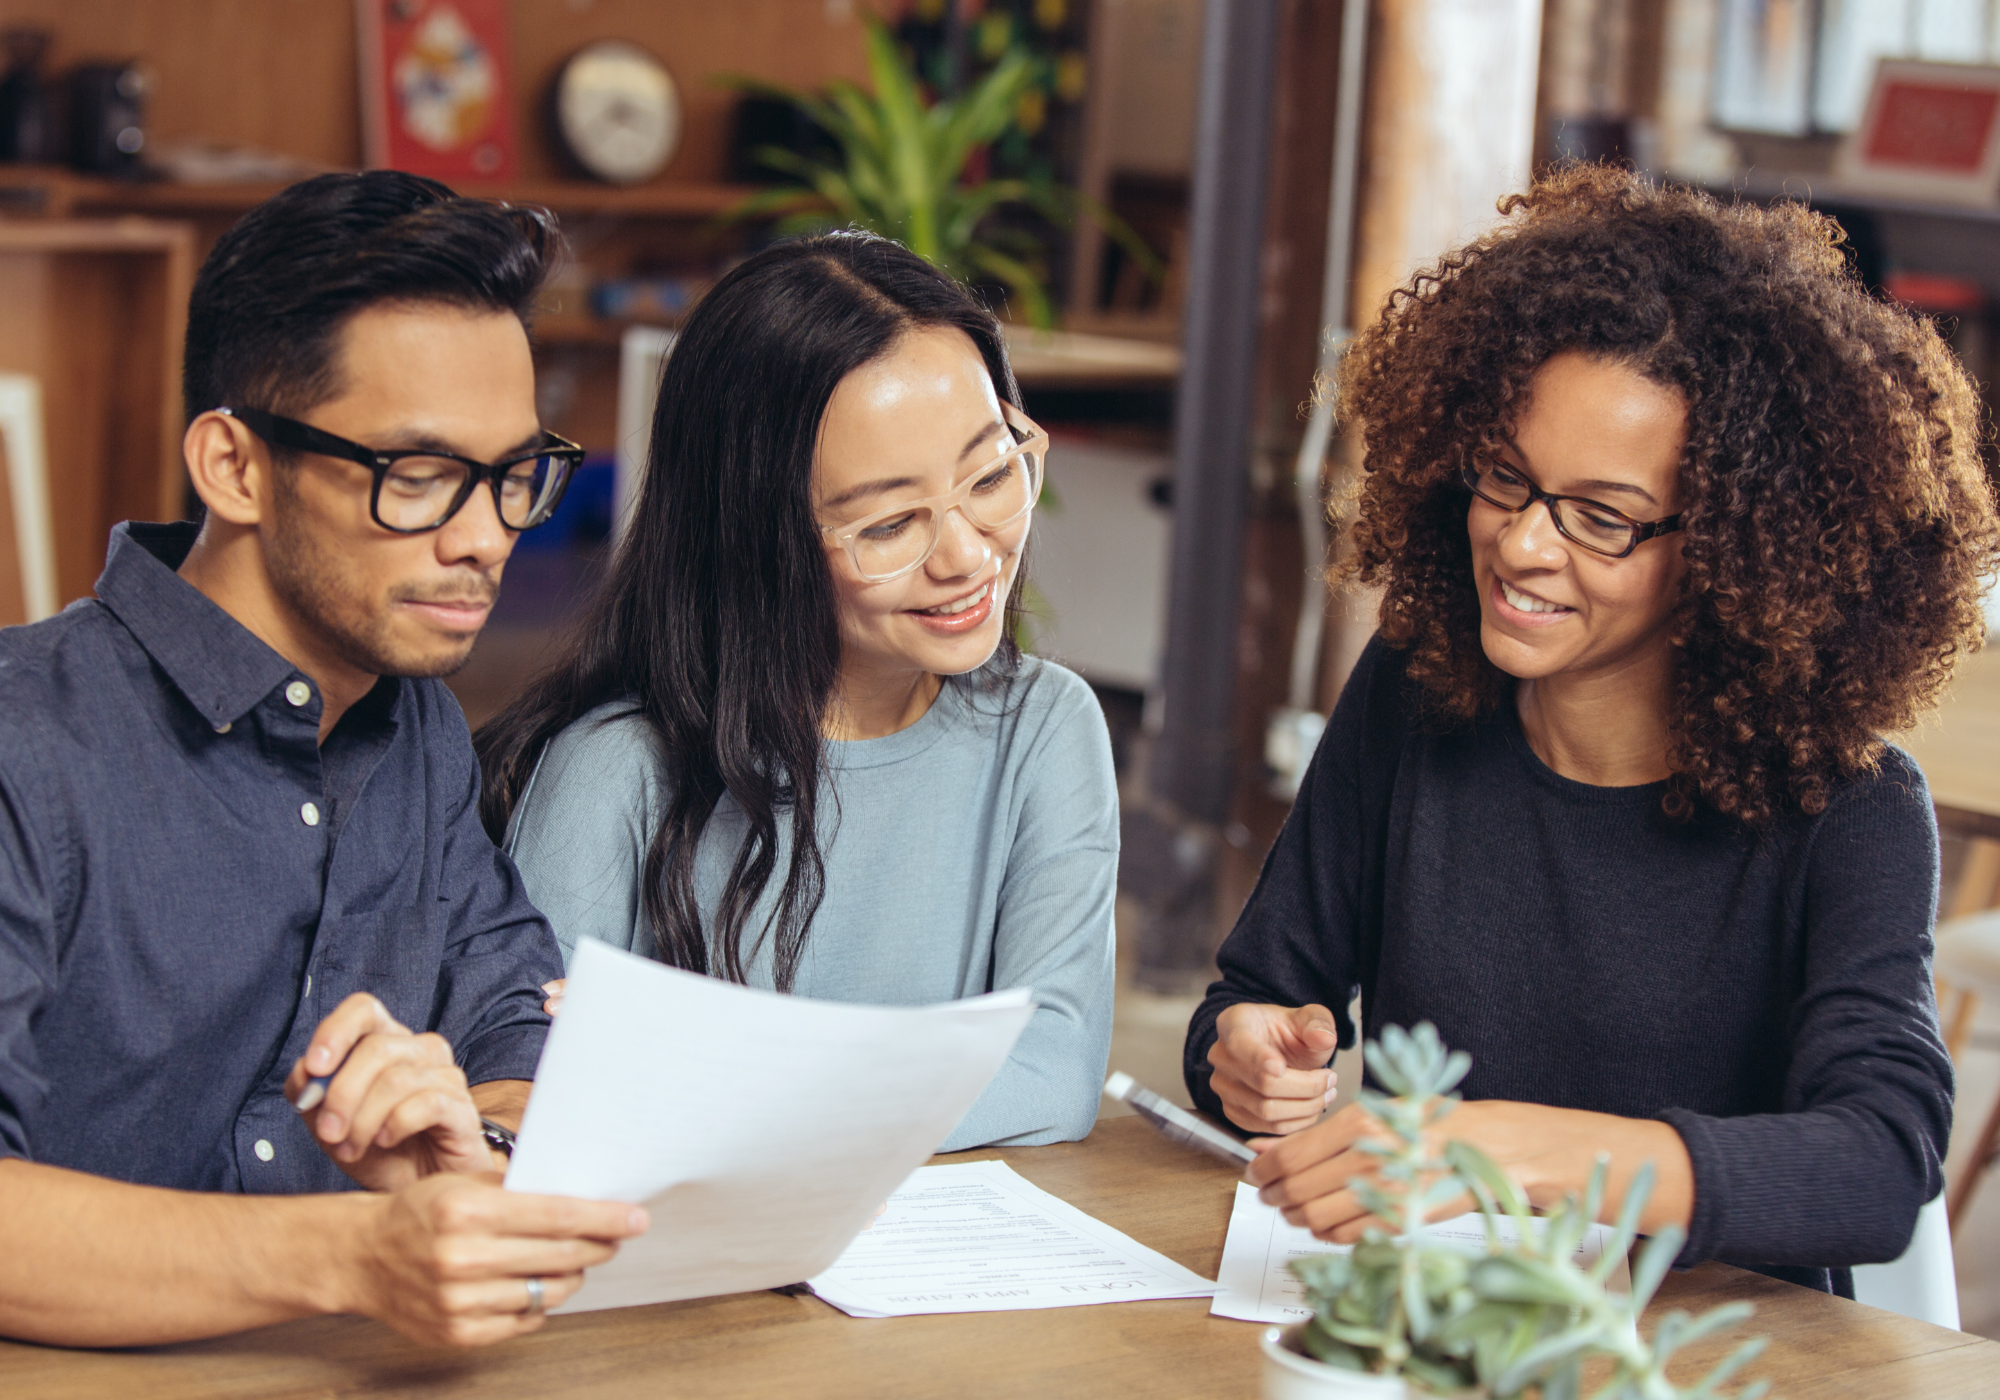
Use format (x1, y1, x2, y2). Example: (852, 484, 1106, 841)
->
(533, 313, 643, 348)
(0, 219, 193, 606)
(0, 166, 754, 221)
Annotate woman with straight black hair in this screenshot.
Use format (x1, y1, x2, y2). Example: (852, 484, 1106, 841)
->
(477, 231, 1116, 1148)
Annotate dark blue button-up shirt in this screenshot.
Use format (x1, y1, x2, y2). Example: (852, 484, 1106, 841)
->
(0, 522, 560, 1194)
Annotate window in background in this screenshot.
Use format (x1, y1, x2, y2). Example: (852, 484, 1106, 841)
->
(1714, 0, 2000, 136)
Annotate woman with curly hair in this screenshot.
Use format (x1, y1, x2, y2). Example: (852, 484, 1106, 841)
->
(1184, 165, 2000, 1294)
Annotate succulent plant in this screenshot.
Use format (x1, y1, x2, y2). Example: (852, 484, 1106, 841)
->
(1288, 1023, 1769, 1399)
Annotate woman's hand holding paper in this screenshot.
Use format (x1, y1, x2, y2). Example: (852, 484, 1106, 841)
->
(1244, 1098, 1695, 1243)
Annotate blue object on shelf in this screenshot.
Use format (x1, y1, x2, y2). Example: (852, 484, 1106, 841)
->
(590, 276, 704, 322)
(513, 455, 616, 553)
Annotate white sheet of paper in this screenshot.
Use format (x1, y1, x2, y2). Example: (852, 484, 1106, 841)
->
(1212, 1182, 1631, 1324)
(504, 939, 1035, 1314)
(806, 1159, 1219, 1317)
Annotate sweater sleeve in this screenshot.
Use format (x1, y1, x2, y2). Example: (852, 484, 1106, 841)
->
(1659, 752, 1952, 1269)
(504, 709, 659, 967)
(941, 667, 1119, 1150)
(1183, 639, 1395, 1120)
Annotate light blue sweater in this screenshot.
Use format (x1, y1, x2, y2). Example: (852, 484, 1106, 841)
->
(504, 657, 1118, 1150)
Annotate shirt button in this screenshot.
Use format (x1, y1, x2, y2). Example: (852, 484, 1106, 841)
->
(254, 1139, 275, 1162)
(301, 802, 321, 827)
(285, 680, 312, 707)
(213, 720, 232, 734)
(304, 973, 313, 999)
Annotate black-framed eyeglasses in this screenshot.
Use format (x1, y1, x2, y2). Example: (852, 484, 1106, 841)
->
(221, 405, 584, 534)
(1460, 458, 1683, 559)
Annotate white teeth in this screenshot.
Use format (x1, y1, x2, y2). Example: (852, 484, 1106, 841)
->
(924, 583, 990, 616)
(1500, 579, 1568, 615)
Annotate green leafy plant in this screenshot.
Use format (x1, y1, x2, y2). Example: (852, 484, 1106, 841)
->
(1287, 1023, 1769, 1399)
(722, 18, 1157, 327)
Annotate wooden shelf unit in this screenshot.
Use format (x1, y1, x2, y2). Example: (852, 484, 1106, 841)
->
(0, 168, 758, 453)
(0, 167, 754, 221)
(0, 220, 193, 606)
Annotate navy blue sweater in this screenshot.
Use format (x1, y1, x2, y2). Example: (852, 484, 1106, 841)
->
(1186, 637, 1952, 1295)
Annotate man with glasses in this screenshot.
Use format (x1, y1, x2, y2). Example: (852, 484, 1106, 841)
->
(0, 172, 643, 1349)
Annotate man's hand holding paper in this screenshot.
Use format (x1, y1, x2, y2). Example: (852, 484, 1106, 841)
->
(504, 940, 1037, 1312)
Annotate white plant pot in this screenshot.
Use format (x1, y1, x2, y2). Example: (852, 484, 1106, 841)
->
(1262, 1326, 1413, 1400)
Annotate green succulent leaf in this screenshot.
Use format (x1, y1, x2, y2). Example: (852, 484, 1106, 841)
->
(1597, 1159, 1654, 1283)
(1289, 1252, 1352, 1294)
(1493, 1322, 1606, 1395)
(1630, 1225, 1686, 1312)
(1541, 1355, 1582, 1400)
(1434, 1300, 1536, 1351)
(1278, 1027, 1766, 1400)
(1299, 1319, 1370, 1371)
(1401, 1261, 1435, 1342)
(1444, 1139, 1530, 1221)
(1470, 1255, 1597, 1309)
(1655, 1302, 1758, 1361)
(1687, 1334, 1769, 1396)
(1400, 1350, 1476, 1396)
(1581, 1154, 1609, 1228)
(1321, 1317, 1392, 1349)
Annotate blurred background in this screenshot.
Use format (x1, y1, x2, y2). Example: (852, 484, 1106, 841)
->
(4, 0, 2000, 1334)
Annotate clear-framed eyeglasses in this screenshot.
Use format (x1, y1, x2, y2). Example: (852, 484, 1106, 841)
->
(821, 401, 1048, 583)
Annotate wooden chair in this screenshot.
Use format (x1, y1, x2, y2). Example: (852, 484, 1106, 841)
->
(1938, 839, 2000, 1229)
(1852, 1193, 1961, 1328)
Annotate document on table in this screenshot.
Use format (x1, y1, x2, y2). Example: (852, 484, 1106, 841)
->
(505, 939, 1035, 1314)
(1212, 1182, 1630, 1324)
(806, 1159, 1219, 1317)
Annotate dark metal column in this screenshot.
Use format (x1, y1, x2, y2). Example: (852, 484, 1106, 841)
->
(1125, 0, 1283, 989)
(1150, 0, 1282, 822)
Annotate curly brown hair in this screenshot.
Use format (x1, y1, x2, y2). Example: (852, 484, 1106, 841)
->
(1339, 164, 2000, 823)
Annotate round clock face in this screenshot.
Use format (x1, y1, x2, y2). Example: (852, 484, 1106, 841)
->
(555, 41, 681, 185)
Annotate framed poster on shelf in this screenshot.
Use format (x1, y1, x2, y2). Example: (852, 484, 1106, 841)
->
(356, 0, 517, 182)
(1834, 59, 2000, 205)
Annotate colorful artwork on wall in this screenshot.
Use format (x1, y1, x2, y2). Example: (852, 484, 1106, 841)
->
(357, 0, 517, 182)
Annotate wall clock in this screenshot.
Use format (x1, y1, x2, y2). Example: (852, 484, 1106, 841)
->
(551, 40, 681, 185)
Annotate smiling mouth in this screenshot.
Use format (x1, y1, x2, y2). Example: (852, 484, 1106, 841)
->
(1498, 578, 1573, 616)
(919, 581, 992, 617)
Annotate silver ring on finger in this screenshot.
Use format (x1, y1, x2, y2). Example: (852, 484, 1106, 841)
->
(523, 1275, 545, 1318)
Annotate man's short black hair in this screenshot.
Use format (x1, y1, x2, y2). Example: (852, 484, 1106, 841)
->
(182, 170, 562, 424)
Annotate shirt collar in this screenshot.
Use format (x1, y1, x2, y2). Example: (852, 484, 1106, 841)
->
(94, 522, 306, 730)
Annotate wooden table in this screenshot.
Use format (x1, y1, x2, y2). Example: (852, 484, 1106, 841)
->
(2, 1116, 1995, 1398)
(1897, 644, 2000, 919)
(1901, 643, 2000, 842)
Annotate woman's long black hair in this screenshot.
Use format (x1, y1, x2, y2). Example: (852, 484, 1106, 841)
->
(476, 231, 1025, 990)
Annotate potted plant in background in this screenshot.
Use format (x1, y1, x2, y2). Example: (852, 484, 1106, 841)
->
(722, 17, 1156, 328)
(1263, 1024, 1770, 1400)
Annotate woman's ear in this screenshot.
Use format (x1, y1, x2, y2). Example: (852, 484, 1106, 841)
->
(182, 410, 271, 527)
